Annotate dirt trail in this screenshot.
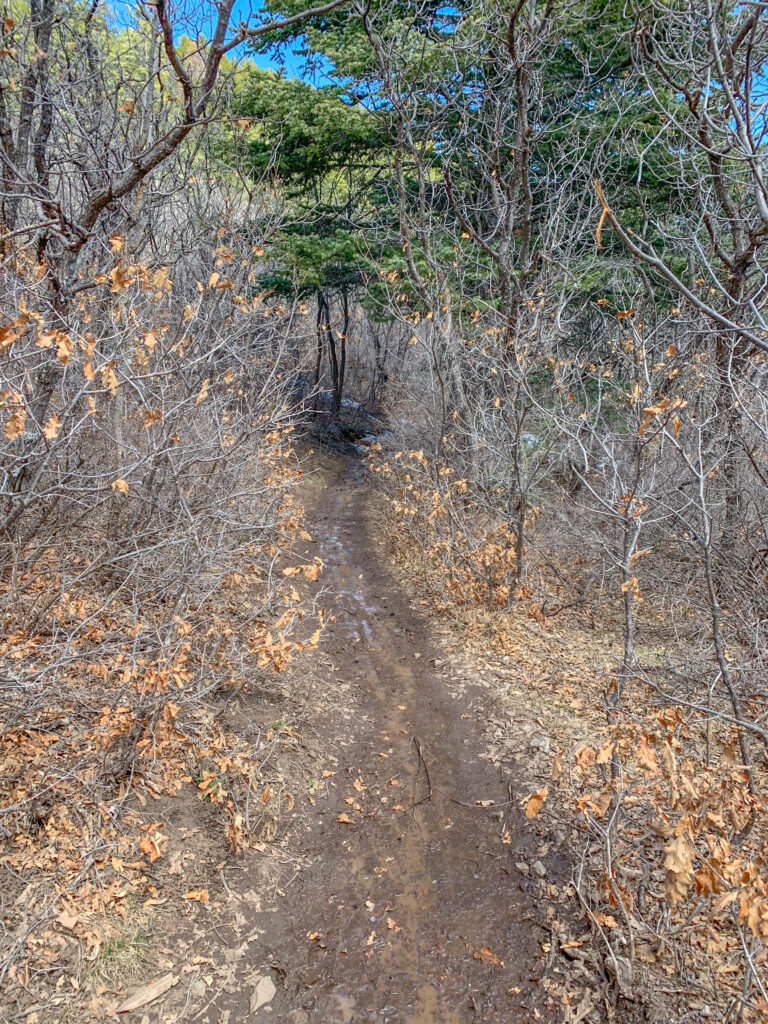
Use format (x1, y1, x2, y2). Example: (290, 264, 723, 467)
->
(197, 452, 561, 1023)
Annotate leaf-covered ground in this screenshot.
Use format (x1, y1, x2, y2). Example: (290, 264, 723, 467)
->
(118, 449, 572, 1023)
(4, 446, 753, 1022)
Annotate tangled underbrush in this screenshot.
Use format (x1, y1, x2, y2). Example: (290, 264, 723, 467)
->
(366, 446, 524, 610)
(0, 213, 323, 1002)
(367, 440, 768, 1020)
(546, 693, 768, 1021)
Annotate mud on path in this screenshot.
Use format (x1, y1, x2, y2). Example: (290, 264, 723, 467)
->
(148, 449, 570, 1024)
(185, 450, 562, 1024)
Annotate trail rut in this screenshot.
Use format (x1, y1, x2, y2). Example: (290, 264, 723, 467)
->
(197, 453, 561, 1023)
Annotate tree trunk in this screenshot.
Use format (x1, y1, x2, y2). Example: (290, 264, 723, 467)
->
(313, 292, 325, 415)
(338, 286, 349, 412)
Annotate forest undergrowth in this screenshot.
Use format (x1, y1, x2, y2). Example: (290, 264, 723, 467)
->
(0, 434, 325, 1018)
(367, 443, 768, 1022)
(2, 0, 768, 1020)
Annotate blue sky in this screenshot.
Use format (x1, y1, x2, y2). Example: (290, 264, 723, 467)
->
(230, 0, 310, 78)
(112, 0, 320, 80)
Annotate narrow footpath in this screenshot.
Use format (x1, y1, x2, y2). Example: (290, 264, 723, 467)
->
(195, 452, 562, 1023)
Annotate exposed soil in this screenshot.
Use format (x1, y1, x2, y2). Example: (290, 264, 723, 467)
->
(117, 449, 584, 1023)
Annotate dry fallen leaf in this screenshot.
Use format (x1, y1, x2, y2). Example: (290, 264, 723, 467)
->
(4, 408, 26, 440)
(184, 889, 210, 903)
(167, 850, 185, 876)
(665, 830, 695, 906)
(594, 911, 618, 928)
(524, 786, 549, 819)
(228, 812, 244, 854)
(337, 813, 354, 825)
(56, 909, 79, 931)
(43, 415, 61, 439)
(473, 946, 503, 966)
(139, 830, 167, 862)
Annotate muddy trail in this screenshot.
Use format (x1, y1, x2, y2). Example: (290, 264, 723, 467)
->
(195, 450, 567, 1023)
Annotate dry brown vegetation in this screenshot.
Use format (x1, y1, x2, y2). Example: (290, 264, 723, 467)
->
(2, 0, 768, 1020)
(0, 1, 337, 1014)
(366, 430, 768, 1020)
